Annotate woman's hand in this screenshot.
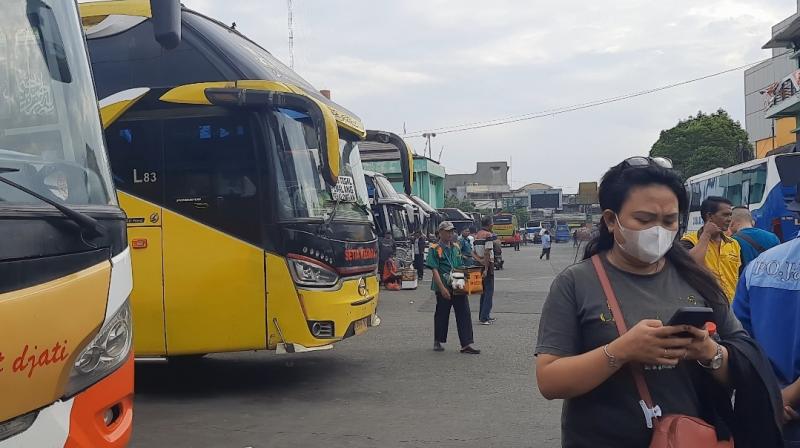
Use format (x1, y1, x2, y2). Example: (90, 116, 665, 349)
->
(681, 325, 718, 362)
(611, 319, 693, 366)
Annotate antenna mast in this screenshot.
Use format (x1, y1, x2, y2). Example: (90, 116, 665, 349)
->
(287, 0, 295, 69)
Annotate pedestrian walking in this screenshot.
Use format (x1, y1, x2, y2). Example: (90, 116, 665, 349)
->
(572, 229, 578, 247)
(540, 230, 551, 260)
(729, 206, 780, 271)
(680, 196, 741, 302)
(413, 231, 426, 280)
(535, 157, 783, 447)
(473, 216, 496, 325)
(427, 221, 480, 354)
(458, 227, 474, 267)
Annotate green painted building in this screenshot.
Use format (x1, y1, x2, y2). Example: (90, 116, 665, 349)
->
(360, 141, 446, 208)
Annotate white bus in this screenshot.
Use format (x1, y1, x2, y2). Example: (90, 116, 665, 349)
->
(685, 153, 800, 242)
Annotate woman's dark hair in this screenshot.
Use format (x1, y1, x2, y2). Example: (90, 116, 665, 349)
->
(583, 162, 728, 309)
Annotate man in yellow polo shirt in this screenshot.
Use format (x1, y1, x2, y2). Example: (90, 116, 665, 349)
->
(680, 196, 741, 302)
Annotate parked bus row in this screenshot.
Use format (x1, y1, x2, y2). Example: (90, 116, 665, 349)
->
(685, 154, 800, 241)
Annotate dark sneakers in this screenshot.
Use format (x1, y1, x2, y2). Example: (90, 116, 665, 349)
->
(460, 346, 481, 355)
(433, 341, 444, 352)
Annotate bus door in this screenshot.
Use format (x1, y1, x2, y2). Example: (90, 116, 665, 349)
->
(106, 119, 168, 356)
(160, 111, 267, 355)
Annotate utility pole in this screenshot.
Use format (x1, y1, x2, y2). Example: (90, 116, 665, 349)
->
(422, 132, 436, 158)
(287, 0, 295, 69)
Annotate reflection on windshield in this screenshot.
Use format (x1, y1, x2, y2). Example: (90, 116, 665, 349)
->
(272, 108, 328, 220)
(338, 138, 369, 206)
(271, 109, 369, 222)
(0, 0, 113, 205)
(388, 206, 408, 241)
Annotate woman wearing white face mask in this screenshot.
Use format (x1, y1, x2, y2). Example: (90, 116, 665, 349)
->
(534, 157, 783, 447)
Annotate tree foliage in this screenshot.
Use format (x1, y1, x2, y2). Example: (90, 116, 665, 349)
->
(444, 194, 476, 212)
(650, 109, 752, 179)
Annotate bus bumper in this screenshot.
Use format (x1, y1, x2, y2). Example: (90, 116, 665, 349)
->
(0, 355, 134, 448)
(282, 274, 380, 349)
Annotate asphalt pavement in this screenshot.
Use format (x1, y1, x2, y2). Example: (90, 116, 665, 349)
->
(130, 242, 584, 447)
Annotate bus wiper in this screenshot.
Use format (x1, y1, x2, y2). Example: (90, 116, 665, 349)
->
(0, 168, 104, 238)
(319, 198, 341, 235)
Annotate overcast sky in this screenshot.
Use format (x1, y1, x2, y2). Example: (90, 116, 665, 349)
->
(183, 0, 795, 192)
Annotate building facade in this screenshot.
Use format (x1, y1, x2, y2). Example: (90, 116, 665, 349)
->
(445, 162, 510, 210)
(745, 4, 800, 158)
(360, 141, 446, 208)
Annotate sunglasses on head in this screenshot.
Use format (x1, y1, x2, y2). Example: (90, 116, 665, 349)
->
(622, 156, 673, 169)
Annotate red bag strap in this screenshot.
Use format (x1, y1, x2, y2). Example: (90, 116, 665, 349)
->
(591, 255, 661, 427)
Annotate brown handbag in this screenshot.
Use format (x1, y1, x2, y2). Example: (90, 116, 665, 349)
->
(591, 255, 733, 448)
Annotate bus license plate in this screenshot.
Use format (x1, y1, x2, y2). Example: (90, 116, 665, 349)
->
(355, 317, 369, 335)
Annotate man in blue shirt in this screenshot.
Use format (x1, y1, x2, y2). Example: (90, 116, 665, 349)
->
(539, 230, 552, 260)
(733, 231, 800, 444)
(730, 207, 780, 271)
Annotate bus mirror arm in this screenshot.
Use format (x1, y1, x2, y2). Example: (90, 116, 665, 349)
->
(204, 87, 340, 186)
(150, 0, 182, 50)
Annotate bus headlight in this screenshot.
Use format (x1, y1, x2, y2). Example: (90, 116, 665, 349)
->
(64, 300, 132, 398)
(288, 257, 339, 287)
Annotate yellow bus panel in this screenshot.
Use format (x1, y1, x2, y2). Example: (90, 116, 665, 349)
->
(0, 262, 109, 422)
(127, 226, 166, 356)
(162, 209, 266, 355)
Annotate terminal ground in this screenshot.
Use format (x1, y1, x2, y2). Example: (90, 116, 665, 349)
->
(131, 243, 583, 447)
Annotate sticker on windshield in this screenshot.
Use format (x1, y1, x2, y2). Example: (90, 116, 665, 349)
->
(332, 176, 357, 202)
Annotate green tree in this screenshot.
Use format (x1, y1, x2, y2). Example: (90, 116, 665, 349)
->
(513, 207, 529, 228)
(650, 109, 752, 179)
(444, 194, 475, 212)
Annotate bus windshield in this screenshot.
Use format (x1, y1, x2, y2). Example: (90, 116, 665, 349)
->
(494, 215, 513, 224)
(0, 0, 114, 206)
(271, 108, 369, 222)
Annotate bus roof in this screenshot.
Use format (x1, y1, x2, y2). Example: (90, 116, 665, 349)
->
(79, 1, 365, 137)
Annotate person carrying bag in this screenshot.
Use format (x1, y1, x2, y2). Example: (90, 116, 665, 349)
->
(592, 254, 727, 448)
(534, 157, 783, 447)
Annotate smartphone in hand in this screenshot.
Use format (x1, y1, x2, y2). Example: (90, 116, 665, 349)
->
(667, 306, 714, 337)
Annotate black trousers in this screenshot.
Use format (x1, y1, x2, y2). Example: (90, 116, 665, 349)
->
(414, 254, 424, 278)
(434, 292, 474, 347)
(540, 247, 551, 260)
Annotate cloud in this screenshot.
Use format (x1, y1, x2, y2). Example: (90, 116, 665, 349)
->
(181, 0, 796, 189)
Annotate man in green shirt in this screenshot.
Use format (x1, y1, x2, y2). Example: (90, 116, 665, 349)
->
(426, 221, 480, 354)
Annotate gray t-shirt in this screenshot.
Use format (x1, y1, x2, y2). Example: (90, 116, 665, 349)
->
(535, 254, 744, 448)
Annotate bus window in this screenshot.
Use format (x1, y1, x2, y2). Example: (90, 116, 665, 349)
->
(716, 173, 729, 200)
(727, 171, 743, 206)
(107, 120, 164, 204)
(164, 113, 261, 245)
(271, 108, 330, 221)
(706, 176, 723, 199)
(744, 163, 767, 204)
(689, 182, 702, 212)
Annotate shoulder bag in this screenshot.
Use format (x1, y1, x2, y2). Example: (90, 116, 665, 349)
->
(590, 255, 732, 448)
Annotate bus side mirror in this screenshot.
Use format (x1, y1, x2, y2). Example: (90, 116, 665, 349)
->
(365, 130, 414, 195)
(150, 0, 181, 50)
(204, 87, 341, 186)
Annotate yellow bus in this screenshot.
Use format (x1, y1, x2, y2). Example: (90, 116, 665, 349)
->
(493, 212, 520, 246)
(80, 1, 380, 357)
(0, 0, 183, 444)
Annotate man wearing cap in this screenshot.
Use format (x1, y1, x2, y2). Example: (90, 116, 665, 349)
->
(426, 221, 480, 354)
(473, 216, 496, 325)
